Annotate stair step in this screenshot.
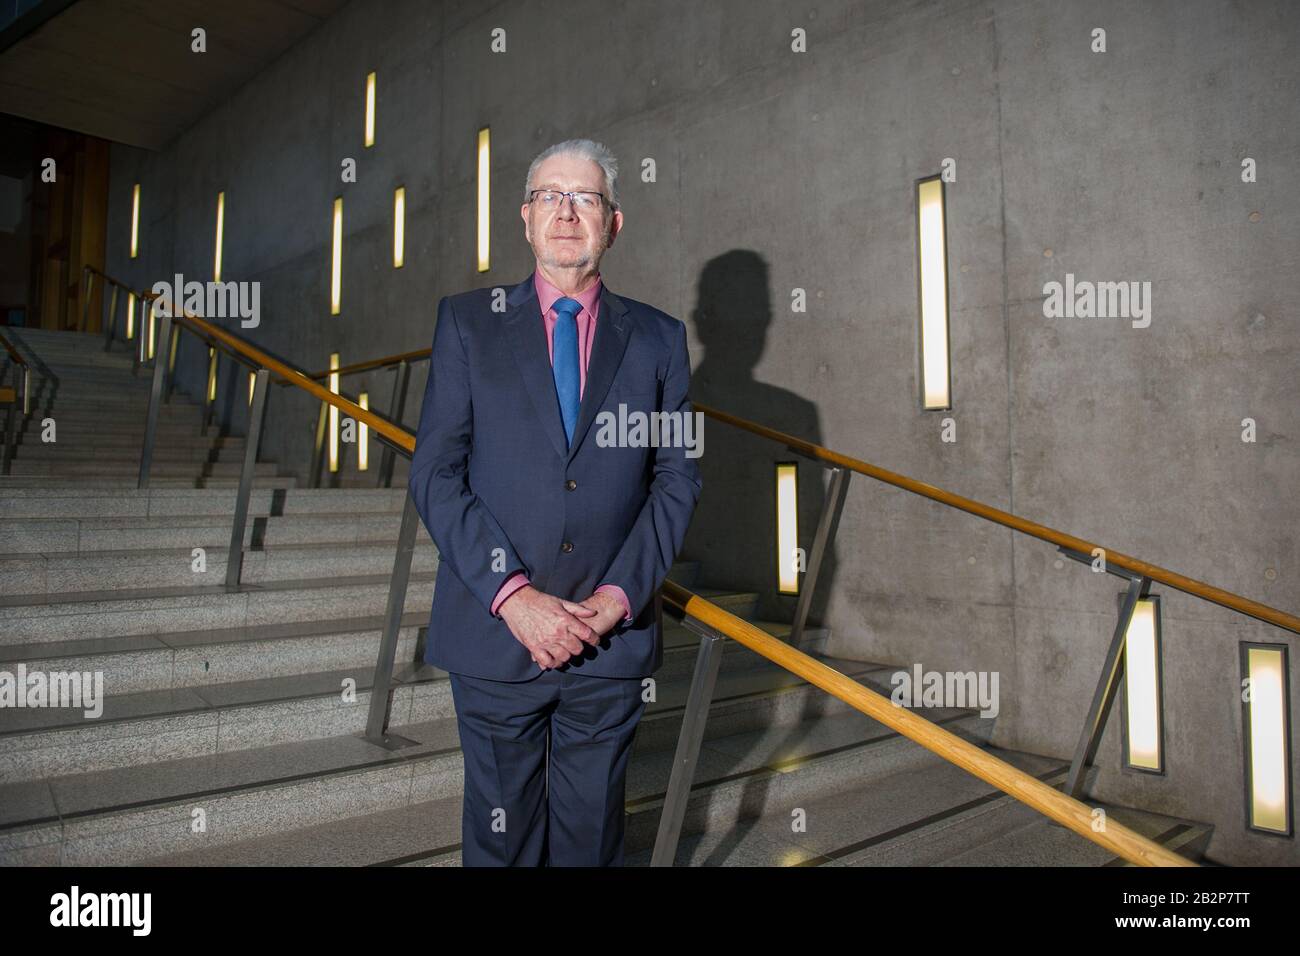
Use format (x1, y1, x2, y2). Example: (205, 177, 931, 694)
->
(0, 475, 300, 489)
(0, 509, 414, 553)
(0, 633, 852, 783)
(15, 419, 217, 435)
(0, 571, 436, 645)
(0, 656, 969, 864)
(5, 461, 282, 477)
(925, 806, 1206, 868)
(12, 434, 244, 448)
(0, 486, 407, 520)
(0, 611, 428, 692)
(0, 538, 438, 596)
(139, 796, 465, 866)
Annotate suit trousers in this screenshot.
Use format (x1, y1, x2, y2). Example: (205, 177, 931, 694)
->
(448, 665, 648, 866)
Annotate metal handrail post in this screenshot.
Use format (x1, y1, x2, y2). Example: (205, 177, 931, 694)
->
(201, 348, 217, 435)
(80, 267, 94, 332)
(650, 615, 726, 866)
(1065, 574, 1152, 798)
(364, 489, 422, 747)
(137, 310, 174, 489)
(132, 298, 150, 374)
(164, 326, 180, 403)
(225, 368, 270, 589)
(789, 465, 851, 646)
(309, 399, 328, 488)
(378, 359, 411, 488)
(103, 283, 120, 352)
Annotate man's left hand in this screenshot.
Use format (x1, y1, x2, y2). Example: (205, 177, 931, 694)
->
(570, 591, 626, 639)
(532, 592, 627, 667)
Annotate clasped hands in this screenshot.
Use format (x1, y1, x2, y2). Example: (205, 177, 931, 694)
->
(498, 585, 626, 670)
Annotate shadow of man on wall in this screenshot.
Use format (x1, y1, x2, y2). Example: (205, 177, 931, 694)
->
(681, 249, 839, 631)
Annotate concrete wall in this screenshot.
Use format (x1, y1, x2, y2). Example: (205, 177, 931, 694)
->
(104, 0, 1299, 864)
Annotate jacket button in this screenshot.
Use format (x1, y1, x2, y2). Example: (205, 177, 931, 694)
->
(565, 479, 577, 491)
(560, 541, 574, 553)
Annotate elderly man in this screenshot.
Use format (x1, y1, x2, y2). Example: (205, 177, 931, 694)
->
(409, 138, 702, 866)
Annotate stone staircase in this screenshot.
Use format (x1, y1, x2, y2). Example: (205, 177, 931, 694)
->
(0, 328, 1213, 866)
(0, 327, 293, 488)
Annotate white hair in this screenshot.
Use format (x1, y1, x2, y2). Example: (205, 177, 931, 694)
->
(524, 138, 620, 210)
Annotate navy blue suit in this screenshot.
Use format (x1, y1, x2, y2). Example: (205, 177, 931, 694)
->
(409, 272, 702, 864)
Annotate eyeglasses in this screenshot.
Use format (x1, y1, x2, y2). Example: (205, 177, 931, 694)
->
(528, 188, 609, 211)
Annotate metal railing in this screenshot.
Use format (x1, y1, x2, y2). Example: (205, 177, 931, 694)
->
(99, 281, 1298, 863)
(276, 348, 430, 490)
(124, 314, 1196, 864)
(104, 286, 423, 752)
(83, 265, 133, 352)
(244, 339, 1300, 814)
(242, 336, 1299, 634)
(196, 333, 1267, 864)
(654, 579, 1194, 867)
(687, 401, 1299, 804)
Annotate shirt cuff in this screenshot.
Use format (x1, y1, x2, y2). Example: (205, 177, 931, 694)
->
(491, 572, 530, 617)
(595, 584, 633, 623)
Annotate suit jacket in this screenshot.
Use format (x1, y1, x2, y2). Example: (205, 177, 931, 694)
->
(409, 273, 703, 681)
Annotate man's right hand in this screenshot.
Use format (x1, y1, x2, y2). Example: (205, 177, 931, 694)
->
(498, 585, 601, 669)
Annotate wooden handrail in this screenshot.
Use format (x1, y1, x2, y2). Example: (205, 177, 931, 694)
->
(159, 303, 416, 455)
(84, 264, 141, 293)
(0, 329, 26, 368)
(289, 348, 432, 384)
(284, 341, 1297, 635)
(131, 317, 1206, 863)
(661, 579, 1195, 867)
(693, 402, 1300, 636)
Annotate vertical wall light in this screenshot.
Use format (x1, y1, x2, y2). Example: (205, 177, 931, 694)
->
(331, 197, 343, 315)
(1242, 643, 1292, 835)
(147, 301, 156, 359)
(916, 175, 951, 411)
(126, 292, 136, 340)
(775, 462, 800, 595)
(247, 370, 256, 406)
(393, 186, 406, 269)
(206, 347, 217, 402)
(476, 126, 490, 272)
(328, 352, 340, 472)
(364, 71, 376, 148)
(1121, 596, 1164, 773)
(214, 190, 226, 282)
(130, 183, 140, 259)
(358, 392, 369, 471)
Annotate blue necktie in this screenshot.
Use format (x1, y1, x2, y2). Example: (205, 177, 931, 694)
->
(551, 297, 582, 447)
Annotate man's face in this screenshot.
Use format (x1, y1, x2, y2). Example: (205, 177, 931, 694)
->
(522, 154, 623, 272)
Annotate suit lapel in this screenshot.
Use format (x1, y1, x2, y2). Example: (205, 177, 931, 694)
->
(503, 274, 632, 462)
(505, 277, 569, 460)
(567, 285, 630, 462)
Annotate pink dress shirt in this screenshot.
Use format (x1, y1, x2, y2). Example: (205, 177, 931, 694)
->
(488, 270, 633, 624)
